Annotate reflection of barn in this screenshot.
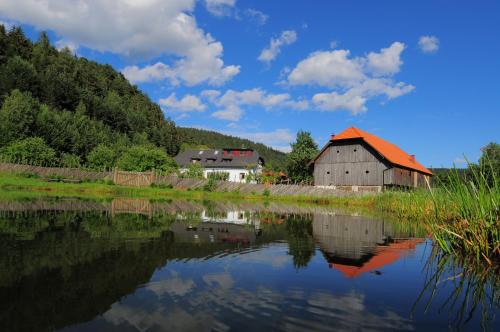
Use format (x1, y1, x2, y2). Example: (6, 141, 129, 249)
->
(313, 213, 423, 277)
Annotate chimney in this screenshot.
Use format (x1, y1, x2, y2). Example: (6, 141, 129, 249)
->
(331, 133, 335, 140)
(410, 154, 415, 162)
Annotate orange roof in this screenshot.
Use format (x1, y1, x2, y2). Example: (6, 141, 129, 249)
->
(330, 127, 432, 175)
(330, 238, 424, 278)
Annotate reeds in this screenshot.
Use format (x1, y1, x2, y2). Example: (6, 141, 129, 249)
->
(376, 161, 499, 265)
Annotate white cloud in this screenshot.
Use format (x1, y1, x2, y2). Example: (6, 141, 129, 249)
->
(121, 62, 178, 85)
(366, 42, 405, 76)
(209, 88, 308, 121)
(258, 30, 297, 64)
(0, 0, 239, 86)
(288, 49, 365, 88)
(313, 92, 367, 114)
(237, 129, 295, 152)
(288, 42, 414, 114)
(244, 8, 269, 25)
(159, 93, 206, 112)
(418, 35, 439, 53)
(54, 39, 79, 54)
(204, 0, 236, 17)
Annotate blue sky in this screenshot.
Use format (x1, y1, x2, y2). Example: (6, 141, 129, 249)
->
(1, 0, 498, 167)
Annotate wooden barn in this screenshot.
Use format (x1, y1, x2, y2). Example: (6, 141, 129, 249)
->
(311, 127, 432, 191)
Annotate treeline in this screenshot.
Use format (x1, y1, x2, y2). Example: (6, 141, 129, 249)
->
(0, 25, 180, 170)
(178, 127, 288, 169)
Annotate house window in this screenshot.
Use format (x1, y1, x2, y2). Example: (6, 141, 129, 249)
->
(239, 173, 246, 180)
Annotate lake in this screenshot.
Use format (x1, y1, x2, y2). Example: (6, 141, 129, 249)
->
(0, 198, 497, 331)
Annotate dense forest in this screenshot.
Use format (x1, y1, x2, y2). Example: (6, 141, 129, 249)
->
(0, 24, 181, 170)
(178, 127, 287, 169)
(0, 25, 289, 171)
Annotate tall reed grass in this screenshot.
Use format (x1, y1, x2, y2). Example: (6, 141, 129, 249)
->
(376, 162, 499, 265)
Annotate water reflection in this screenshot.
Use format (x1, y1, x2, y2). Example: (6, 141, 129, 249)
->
(0, 198, 497, 331)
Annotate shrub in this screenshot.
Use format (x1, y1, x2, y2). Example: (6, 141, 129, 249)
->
(86, 145, 116, 171)
(263, 189, 271, 197)
(60, 153, 80, 168)
(0, 137, 56, 166)
(207, 171, 229, 181)
(183, 162, 204, 179)
(117, 145, 177, 173)
(203, 177, 218, 192)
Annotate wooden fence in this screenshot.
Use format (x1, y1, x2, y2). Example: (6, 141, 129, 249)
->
(113, 169, 155, 187)
(0, 163, 111, 181)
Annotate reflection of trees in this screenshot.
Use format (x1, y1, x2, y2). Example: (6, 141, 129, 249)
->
(413, 246, 499, 330)
(285, 214, 315, 269)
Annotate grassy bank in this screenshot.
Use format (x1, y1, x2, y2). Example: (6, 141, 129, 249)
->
(0, 172, 374, 206)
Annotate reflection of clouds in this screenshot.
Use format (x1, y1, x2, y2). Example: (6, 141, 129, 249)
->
(146, 277, 195, 297)
(235, 245, 291, 268)
(203, 273, 234, 289)
(102, 279, 414, 331)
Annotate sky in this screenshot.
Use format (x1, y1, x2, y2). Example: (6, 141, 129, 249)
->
(0, 0, 499, 167)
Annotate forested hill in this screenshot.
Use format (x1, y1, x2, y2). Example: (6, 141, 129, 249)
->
(0, 25, 180, 164)
(178, 127, 287, 169)
(0, 24, 287, 170)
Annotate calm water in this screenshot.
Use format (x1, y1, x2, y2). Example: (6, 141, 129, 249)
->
(0, 198, 498, 332)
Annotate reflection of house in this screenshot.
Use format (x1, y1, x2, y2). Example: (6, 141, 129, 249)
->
(170, 210, 261, 245)
(174, 148, 264, 183)
(311, 127, 432, 190)
(313, 213, 423, 278)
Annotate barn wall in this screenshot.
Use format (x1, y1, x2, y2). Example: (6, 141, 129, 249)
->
(314, 142, 387, 186)
(383, 167, 430, 188)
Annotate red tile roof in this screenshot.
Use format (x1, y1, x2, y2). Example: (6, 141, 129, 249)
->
(330, 127, 432, 175)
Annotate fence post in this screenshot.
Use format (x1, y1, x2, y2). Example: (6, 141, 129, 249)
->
(113, 167, 118, 184)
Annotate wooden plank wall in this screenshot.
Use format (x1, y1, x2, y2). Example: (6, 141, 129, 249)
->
(113, 169, 155, 187)
(314, 142, 387, 186)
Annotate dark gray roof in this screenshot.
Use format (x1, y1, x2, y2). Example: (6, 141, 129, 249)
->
(174, 149, 264, 168)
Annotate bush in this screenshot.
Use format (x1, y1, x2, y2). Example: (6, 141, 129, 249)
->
(86, 145, 116, 171)
(203, 177, 218, 192)
(263, 189, 271, 197)
(60, 153, 80, 168)
(0, 137, 56, 166)
(207, 171, 229, 181)
(183, 162, 204, 179)
(117, 145, 177, 173)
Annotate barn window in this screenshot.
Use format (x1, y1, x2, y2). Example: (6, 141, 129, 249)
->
(354, 149, 357, 152)
(326, 171, 330, 174)
(345, 171, 349, 174)
(337, 150, 340, 153)
(365, 170, 370, 174)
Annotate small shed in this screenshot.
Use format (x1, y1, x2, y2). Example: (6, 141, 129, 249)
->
(311, 127, 432, 190)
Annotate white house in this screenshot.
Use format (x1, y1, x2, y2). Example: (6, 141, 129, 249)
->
(174, 148, 264, 183)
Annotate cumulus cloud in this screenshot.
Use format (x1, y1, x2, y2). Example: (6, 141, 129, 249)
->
(204, 0, 236, 17)
(258, 30, 297, 64)
(159, 93, 206, 112)
(0, 0, 239, 86)
(366, 42, 405, 76)
(203, 88, 308, 121)
(288, 42, 413, 114)
(121, 63, 178, 85)
(418, 35, 439, 53)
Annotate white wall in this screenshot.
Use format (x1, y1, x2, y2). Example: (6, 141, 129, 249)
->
(178, 167, 260, 183)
